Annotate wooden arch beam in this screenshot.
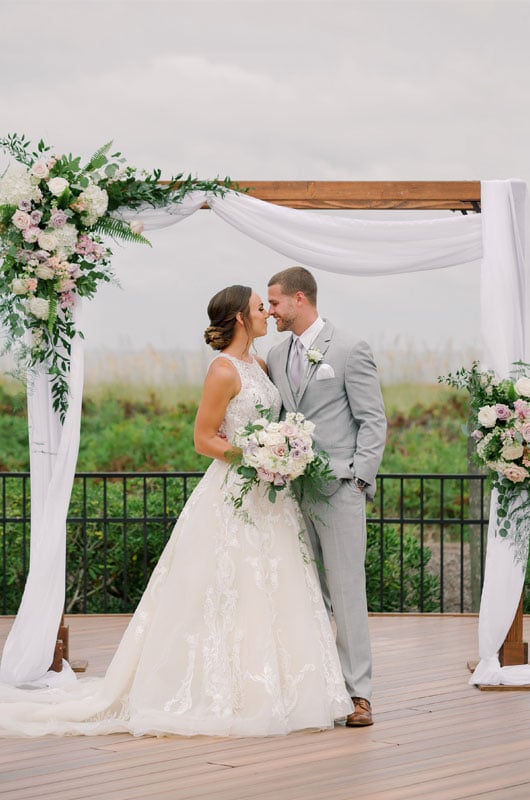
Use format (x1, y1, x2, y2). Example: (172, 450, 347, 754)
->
(209, 180, 481, 211)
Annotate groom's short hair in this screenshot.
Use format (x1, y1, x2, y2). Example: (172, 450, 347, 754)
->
(268, 267, 317, 306)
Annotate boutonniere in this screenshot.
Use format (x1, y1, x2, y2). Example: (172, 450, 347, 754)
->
(306, 347, 324, 365)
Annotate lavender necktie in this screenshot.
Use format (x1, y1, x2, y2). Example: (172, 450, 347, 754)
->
(290, 338, 304, 390)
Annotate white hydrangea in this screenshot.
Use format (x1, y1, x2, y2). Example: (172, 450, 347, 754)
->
(53, 223, 79, 258)
(27, 297, 50, 320)
(79, 183, 109, 226)
(0, 163, 40, 206)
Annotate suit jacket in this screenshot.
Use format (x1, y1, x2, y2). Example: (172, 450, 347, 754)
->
(267, 321, 387, 498)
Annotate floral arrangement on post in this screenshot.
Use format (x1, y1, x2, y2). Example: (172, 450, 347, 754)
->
(0, 133, 233, 420)
(440, 361, 530, 565)
(229, 404, 334, 511)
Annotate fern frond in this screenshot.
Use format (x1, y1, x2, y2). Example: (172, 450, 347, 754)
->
(93, 215, 152, 246)
(84, 141, 113, 172)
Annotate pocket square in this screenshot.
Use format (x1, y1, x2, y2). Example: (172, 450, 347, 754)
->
(315, 363, 335, 380)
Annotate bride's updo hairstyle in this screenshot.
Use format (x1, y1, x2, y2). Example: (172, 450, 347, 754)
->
(204, 285, 253, 350)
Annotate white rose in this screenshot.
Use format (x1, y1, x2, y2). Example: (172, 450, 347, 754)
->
(515, 376, 530, 398)
(35, 264, 55, 280)
(38, 231, 58, 252)
(477, 405, 498, 428)
(47, 177, 69, 196)
(12, 278, 29, 295)
(130, 220, 144, 235)
(501, 442, 524, 461)
(28, 296, 50, 320)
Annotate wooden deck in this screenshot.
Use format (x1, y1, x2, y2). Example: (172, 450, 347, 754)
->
(1, 614, 530, 800)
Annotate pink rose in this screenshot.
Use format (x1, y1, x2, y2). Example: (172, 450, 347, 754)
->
(31, 161, 49, 180)
(471, 429, 484, 441)
(59, 278, 76, 292)
(11, 209, 31, 230)
(502, 463, 529, 483)
(50, 209, 68, 228)
(495, 404, 511, 421)
(130, 220, 144, 235)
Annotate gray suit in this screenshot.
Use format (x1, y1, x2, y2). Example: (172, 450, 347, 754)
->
(268, 320, 386, 700)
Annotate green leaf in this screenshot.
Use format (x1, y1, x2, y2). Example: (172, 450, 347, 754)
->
(85, 141, 113, 172)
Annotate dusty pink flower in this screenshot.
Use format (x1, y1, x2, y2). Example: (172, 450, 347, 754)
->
(59, 291, 75, 309)
(59, 278, 76, 292)
(502, 463, 529, 483)
(31, 161, 49, 180)
(495, 404, 511, 421)
(514, 399, 530, 419)
(12, 209, 31, 230)
(22, 226, 40, 243)
(50, 209, 68, 228)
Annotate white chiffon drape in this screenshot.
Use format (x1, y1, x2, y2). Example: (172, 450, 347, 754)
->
(0, 180, 528, 688)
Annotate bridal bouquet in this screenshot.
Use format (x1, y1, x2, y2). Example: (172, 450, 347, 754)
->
(441, 361, 530, 558)
(230, 405, 333, 509)
(0, 133, 232, 419)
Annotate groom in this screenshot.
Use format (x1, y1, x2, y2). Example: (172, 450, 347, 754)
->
(267, 267, 386, 727)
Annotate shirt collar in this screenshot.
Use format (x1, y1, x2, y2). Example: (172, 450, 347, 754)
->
(294, 317, 325, 350)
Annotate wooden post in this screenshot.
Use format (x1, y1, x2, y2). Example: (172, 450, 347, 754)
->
(499, 594, 528, 667)
(49, 613, 69, 672)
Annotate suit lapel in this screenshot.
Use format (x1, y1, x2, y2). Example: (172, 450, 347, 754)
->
(297, 321, 334, 403)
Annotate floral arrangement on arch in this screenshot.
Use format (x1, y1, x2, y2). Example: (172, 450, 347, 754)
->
(0, 133, 232, 419)
(441, 361, 530, 565)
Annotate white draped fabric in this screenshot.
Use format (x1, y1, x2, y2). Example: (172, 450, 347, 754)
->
(470, 180, 530, 686)
(0, 180, 528, 687)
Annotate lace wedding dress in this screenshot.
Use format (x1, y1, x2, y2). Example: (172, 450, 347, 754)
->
(0, 355, 352, 737)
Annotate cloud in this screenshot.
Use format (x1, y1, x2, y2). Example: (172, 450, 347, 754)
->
(0, 0, 528, 361)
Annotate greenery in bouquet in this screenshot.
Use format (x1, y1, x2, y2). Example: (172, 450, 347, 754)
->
(0, 133, 233, 420)
(229, 405, 334, 510)
(441, 361, 530, 564)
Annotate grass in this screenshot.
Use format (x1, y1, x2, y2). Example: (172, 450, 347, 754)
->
(0, 376, 470, 474)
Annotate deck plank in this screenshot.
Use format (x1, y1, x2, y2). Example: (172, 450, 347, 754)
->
(1, 614, 529, 800)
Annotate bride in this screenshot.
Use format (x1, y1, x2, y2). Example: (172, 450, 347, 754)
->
(0, 285, 353, 737)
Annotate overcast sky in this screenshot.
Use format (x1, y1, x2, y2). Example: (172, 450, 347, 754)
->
(1, 0, 529, 374)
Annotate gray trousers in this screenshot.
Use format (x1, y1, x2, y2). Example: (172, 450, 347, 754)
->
(301, 479, 372, 701)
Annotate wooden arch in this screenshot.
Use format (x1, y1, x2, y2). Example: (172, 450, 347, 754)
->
(55, 180, 526, 680)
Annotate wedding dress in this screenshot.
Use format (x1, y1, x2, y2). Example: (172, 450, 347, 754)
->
(0, 355, 352, 737)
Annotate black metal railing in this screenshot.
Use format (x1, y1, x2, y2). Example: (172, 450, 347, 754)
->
(0, 472, 490, 615)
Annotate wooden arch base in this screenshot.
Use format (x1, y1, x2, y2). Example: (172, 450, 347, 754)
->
(468, 595, 530, 691)
(49, 614, 87, 674)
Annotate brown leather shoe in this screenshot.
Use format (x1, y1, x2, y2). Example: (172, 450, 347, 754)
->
(346, 697, 373, 727)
